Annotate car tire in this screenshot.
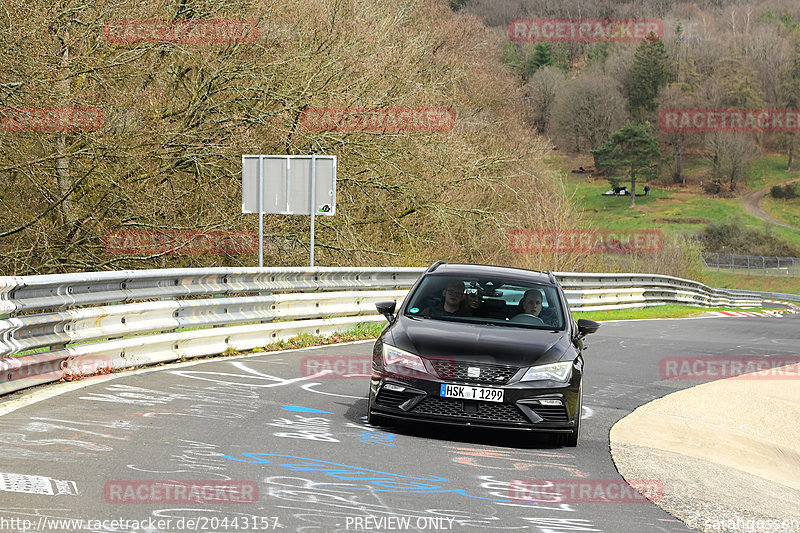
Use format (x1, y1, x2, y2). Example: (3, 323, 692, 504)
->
(555, 383, 582, 447)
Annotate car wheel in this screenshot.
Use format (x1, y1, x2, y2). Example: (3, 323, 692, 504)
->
(555, 383, 582, 447)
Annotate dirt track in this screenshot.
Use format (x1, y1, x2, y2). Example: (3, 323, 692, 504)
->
(742, 178, 800, 231)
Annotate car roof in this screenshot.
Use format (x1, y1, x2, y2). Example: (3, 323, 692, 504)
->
(424, 263, 556, 286)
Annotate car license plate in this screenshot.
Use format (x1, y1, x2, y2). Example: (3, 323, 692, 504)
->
(439, 384, 504, 402)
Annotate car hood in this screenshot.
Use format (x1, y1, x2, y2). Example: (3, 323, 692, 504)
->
(389, 316, 572, 366)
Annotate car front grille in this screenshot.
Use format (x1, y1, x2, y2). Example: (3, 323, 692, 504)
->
(530, 405, 569, 422)
(411, 397, 529, 424)
(428, 360, 518, 385)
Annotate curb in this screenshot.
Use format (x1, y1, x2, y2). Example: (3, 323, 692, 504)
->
(707, 310, 784, 317)
(610, 365, 800, 532)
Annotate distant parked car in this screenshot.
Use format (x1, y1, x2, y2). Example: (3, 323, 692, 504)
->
(367, 261, 600, 446)
(602, 186, 628, 196)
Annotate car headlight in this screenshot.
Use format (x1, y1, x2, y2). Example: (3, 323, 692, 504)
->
(521, 361, 572, 382)
(382, 344, 427, 377)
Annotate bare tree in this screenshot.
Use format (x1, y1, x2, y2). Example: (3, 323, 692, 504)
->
(525, 66, 566, 134)
(706, 132, 758, 192)
(551, 74, 628, 152)
(0, 0, 575, 274)
(657, 84, 702, 185)
(746, 27, 790, 107)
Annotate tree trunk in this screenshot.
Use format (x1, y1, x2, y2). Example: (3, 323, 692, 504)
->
(712, 146, 721, 179)
(55, 133, 74, 225)
(54, 20, 77, 228)
(630, 175, 636, 207)
(673, 138, 684, 184)
(789, 134, 795, 172)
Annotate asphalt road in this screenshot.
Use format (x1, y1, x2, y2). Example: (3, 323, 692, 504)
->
(0, 314, 798, 533)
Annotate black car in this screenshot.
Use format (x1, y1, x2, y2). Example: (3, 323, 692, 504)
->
(367, 261, 599, 446)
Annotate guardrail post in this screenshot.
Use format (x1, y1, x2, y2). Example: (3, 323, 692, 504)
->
(762, 256, 766, 277)
(746, 255, 750, 275)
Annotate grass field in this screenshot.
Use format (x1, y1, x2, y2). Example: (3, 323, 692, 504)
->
(549, 151, 800, 259)
(699, 271, 800, 296)
(762, 196, 800, 229)
(748, 154, 800, 189)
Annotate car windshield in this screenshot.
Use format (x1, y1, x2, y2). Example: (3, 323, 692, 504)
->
(404, 274, 565, 330)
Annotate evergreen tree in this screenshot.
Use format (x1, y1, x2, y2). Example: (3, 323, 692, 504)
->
(717, 57, 765, 108)
(591, 122, 662, 207)
(625, 33, 672, 117)
(528, 43, 554, 73)
(780, 11, 799, 31)
(586, 42, 610, 66)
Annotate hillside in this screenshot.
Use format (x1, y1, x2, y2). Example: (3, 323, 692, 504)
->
(3, 0, 799, 292)
(0, 0, 567, 274)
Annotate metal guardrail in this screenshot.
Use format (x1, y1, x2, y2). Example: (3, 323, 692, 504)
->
(726, 289, 800, 303)
(0, 267, 421, 396)
(0, 267, 423, 314)
(0, 267, 774, 398)
(701, 253, 800, 277)
(556, 272, 763, 311)
(0, 290, 409, 358)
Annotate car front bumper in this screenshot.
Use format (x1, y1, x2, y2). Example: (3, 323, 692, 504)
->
(369, 372, 581, 433)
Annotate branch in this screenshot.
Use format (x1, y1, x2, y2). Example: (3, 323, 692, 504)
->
(0, 165, 96, 238)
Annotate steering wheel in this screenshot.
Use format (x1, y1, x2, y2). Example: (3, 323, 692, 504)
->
(509, 313, 545, 325)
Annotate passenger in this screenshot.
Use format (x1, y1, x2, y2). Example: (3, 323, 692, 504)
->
(465, 287, 485, 316)
(422, 280, 466, 317)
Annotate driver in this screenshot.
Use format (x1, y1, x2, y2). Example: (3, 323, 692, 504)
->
(519, 289, 543, 317)
(512, 289, 555, 325)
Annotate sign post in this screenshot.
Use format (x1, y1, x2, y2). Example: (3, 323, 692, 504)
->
(242, 155, 336, 267)
(310, 155, 316, 266)
(257, 155, 264, 267)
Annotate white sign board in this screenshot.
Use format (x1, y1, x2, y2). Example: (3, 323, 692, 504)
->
(241, 154, 336, 267)
(242, 155, 336, 215)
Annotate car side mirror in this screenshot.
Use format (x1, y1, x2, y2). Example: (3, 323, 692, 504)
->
(375, 301, 397, 324)
(577, 318, 600, 337)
